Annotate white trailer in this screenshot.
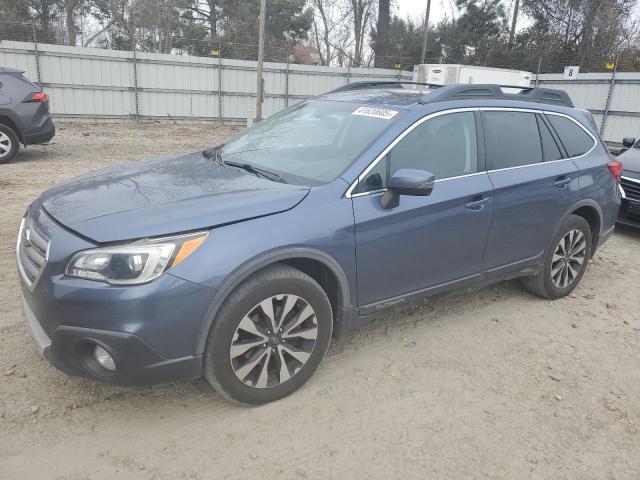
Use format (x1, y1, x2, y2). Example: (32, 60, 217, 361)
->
(413, 64, 533, 87)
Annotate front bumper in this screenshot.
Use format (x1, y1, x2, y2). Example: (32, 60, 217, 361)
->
(616, 177, 640, 228)
(21, 293, 202, 385)
(617, 182, 640, 228)
(617, 203, 640, 228)
(18, 205, 214, 385)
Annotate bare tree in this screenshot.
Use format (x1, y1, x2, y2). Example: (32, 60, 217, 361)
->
(309, 0, 352, 65)
(64, 0, 83, 45)
(349, 0, 374, 66)
(92, 0, 139, 41)
(311, 0, 333, 65)
(83, 17, 116, 46)
(136, 0, 184, 53)
(186, 0, 218, 38)
(90, 0, 185, 53)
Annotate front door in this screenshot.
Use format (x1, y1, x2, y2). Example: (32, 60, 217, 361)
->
(351, 111, 493, 313)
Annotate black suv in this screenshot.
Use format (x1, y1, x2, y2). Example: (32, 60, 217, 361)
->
(617, 137, 640, 227)
(0, 67, 55, 163)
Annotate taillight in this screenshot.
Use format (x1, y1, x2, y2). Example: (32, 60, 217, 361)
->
(28, 92, 48, 102)
(607, 159, 622, 183)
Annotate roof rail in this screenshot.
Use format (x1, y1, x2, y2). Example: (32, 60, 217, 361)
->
(423, 84, 574, 108)
(328, 81, 443, 93)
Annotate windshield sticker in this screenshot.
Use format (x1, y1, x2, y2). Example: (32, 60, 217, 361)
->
(352, 106, 398, 120)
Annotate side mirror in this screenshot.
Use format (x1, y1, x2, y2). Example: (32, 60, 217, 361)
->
(380, 168, 435, 209)
(622, 137, 636, 149)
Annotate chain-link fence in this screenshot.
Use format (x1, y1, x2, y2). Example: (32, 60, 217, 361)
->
(4, 19, 638, 74)
(0, 19, 352, 68)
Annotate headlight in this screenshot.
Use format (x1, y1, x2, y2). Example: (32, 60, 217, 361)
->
(66, 231, 208, 285)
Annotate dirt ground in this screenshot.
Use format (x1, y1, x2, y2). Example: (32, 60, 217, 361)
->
(0, 122, 639, 480)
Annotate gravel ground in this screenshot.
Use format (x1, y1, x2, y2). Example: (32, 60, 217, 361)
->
(0, 122, 639, 480)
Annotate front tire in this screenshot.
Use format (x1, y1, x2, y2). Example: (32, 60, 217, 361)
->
(523, 214, 592, 299)
(203, 264, 333, 405)
(0, 123, 19, 164)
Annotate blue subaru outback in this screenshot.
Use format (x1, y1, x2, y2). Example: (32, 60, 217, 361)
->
(18, 82, 622, 404)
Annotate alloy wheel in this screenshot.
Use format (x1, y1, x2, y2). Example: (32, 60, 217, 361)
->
(0, 131, 12, 159)
(551, 229, 586, 289)
(229, 294, 318, 389)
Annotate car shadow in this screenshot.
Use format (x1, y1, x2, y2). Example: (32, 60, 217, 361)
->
(11, 144, 53, 164)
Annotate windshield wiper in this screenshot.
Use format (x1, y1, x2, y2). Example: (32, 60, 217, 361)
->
(202, 145, 225, 162)
(223, 160, 286, 184)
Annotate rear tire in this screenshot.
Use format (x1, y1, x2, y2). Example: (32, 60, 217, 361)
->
(523, 214, 592, 299)
(0, 123, 19, 164)
(203, 264, 333, 405)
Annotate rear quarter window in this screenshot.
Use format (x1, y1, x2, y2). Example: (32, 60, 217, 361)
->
(536, 115, 563, 161)
(547, 115, 595, 157)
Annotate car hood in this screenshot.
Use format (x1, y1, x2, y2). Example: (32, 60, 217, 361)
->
(40, 151, 309, 243)
(620, 147, 640, 175)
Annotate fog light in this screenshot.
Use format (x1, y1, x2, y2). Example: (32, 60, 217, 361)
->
(93, 345, 116, 372)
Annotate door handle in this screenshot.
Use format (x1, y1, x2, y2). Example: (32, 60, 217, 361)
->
(553, 176, 572, 188)
(465, 197, 490, 211)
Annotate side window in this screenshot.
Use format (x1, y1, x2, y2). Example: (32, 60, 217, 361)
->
(546, 114, 595, 157)
(353, 156, 387, 194)
(356, 111, 478, 193)
(536, 115, 563, 161)
(389, 112, 478, 180)
(483, 111, 542, 169)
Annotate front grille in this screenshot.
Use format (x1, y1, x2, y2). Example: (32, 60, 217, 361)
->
(16, 216, 50, 289)
(621, 177, 640, 202)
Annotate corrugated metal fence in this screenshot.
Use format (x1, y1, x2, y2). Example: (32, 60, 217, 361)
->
(0, 40, 411, 123)
(1, 40, 639, 143)
(537, 72, 640, 144)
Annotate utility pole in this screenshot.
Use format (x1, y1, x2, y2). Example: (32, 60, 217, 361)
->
(256, 0, 267, 121)
(508, 0, 520, 47)
(419, 0, 432, 65)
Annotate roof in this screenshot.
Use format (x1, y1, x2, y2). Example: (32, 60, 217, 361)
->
(319, 82, 574, 109)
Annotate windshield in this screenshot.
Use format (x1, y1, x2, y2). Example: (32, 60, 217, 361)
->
(219, 100, 402, 186)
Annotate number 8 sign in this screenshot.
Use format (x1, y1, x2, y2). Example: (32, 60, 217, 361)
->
(563, 66, 580, 80)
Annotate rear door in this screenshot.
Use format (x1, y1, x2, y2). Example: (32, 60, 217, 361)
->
(351, 110, 494, 312)
(482, 109, 580, 271)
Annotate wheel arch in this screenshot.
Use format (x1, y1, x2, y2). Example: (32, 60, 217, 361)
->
(569, 200, 603, 256)
(195, 248, 353, 354)
(542, 200, 603, 264)
(546, 200, 602, 260)
(0, 113, 22, 143)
